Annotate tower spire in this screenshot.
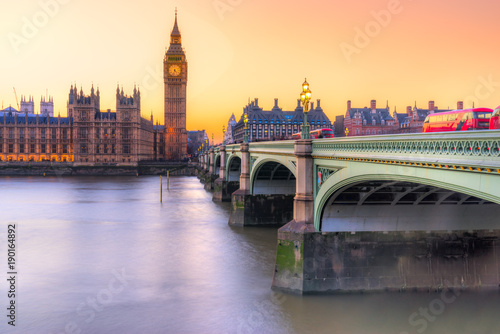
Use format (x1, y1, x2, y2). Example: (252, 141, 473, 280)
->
(167, 9, 183, 54)
(171, 8, 181, 38)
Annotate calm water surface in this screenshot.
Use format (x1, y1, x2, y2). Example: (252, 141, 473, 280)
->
(0, 176, 499, 334)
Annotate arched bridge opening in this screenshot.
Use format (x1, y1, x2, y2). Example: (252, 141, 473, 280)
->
(253, 161, 296, 195)
(215, 155, 221, 174)
(227, 157, 241, 182)
(213, 156, 241, 202)
(232, 160, 295, 226)
(320, 180, 500, 232)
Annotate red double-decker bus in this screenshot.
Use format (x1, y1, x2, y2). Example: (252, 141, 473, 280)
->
(423, 108, 493, 132)
(292, 128, 334, 139)
(489, 106, 500, 129)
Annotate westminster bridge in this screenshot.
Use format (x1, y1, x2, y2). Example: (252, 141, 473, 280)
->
(197, 131, 500, 294)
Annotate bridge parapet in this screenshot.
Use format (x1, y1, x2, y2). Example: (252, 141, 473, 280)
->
(313, 131, 500, 169)
(248, 141, 295, 156)
(226, 143, 241, 152)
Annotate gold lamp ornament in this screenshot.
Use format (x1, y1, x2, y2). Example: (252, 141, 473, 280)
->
(243, 114, 249, 143)
(299, 78, 312, 139)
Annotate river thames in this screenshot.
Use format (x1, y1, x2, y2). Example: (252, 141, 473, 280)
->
(1, 176, 499, 334)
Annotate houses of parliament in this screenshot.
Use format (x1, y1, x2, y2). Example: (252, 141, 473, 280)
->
(0, 12, 187, 165)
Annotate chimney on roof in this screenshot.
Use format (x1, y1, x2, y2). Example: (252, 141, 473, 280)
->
(457, 101, 463, 110)
(406, 106, 412, 115)
(347, 100, 351, 110)
(370, 100, 376, 110)
(297, 99, 301, 108)
(428, 100, 435, 111)
(255, 98, 259, 107)
(316, 99, 321, 108)
(310, 102, 314, 111)
(274, 98, 278, 108)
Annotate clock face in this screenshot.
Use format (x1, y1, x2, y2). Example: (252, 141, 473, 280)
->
(169, 64, 181, 76)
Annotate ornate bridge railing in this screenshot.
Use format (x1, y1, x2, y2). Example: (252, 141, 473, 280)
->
(312, 131, 500, 172)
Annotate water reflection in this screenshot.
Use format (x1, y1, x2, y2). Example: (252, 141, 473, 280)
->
(0, 176, 499, 334)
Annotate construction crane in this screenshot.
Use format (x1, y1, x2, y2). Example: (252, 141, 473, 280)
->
(13, 87, 20, 110)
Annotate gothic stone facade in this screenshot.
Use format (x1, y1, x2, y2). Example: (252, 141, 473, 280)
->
(0, 85, 155, 165)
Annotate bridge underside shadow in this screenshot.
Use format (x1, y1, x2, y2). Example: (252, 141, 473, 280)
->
(229, 161, 295, 226)
(205, 155, 220, 191)
(274, 179, 500, 294)
(213, 156, 240, 202)
(321, 180, 500, 232)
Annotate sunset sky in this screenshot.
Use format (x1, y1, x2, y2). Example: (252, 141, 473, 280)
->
(1, 0, 500, 142)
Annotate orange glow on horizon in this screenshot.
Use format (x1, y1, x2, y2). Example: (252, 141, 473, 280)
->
(1, 0, 500, 143)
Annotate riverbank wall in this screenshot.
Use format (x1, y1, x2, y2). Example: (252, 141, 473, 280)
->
(0, 162, 197, 176)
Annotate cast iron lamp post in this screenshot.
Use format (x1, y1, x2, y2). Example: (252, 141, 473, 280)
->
(243, 114, 249, 143)
(299, 78, 312, 139)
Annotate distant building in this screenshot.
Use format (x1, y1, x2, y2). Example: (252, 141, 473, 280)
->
(224, 113, 237, 144)
(20, 96, 34, 114)
(344, 99, 464, 136)
(233, 98, 332, 143)
(15, 95, 54, 116)
(187, 130, 208, 156)
(344, 100, 395, 137)
(333, 115, 345, 137)
(0, 106, 21, 115)
(40, 96, 54, 117)
(393, 101, 458, 133)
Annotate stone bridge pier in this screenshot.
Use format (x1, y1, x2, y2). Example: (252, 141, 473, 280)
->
(228, 143, 294, 226)
(271, 139, 318, 292)
(197, 151, 209, 184)
(202, 148, 218, 191)
(213, 145, 240, 202)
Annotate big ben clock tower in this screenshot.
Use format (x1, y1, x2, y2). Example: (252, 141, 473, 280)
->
(164, 10, 187, 160)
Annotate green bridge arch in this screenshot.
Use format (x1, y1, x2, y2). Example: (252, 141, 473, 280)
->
(314, 161, 500, 230)
(250, 157, 297, 195)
